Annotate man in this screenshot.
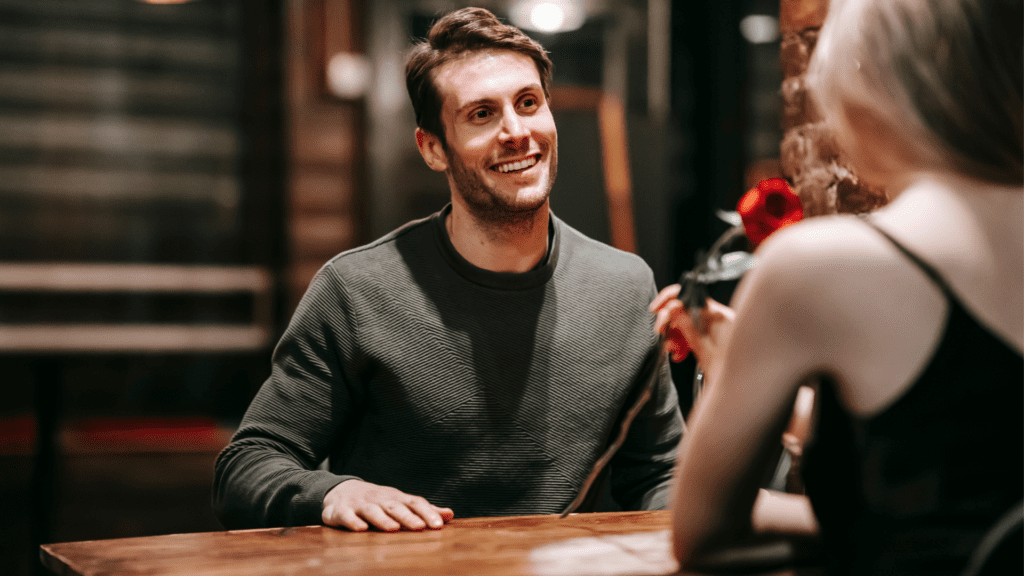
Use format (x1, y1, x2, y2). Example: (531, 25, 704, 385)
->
(213, 6, 683, 532)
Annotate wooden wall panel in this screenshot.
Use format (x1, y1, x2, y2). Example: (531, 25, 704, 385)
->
(284, 0, 365, 310)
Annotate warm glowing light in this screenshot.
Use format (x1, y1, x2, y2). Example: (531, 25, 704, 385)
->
(509, 0, 585, 33)
(739, 14, 780, 44)
(530, 3, 565, 32)
(327, 52, 372, 100)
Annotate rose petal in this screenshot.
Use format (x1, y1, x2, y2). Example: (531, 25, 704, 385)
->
(738, 178, 803, 247)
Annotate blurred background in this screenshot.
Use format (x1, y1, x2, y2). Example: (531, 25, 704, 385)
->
(0, 0, 785, 573)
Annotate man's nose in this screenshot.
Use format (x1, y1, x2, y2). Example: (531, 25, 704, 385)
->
(499, 112, 530, 147)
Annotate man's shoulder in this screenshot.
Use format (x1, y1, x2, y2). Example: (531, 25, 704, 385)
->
(555, 216, 654, 282)
(323, 213, 436, 273)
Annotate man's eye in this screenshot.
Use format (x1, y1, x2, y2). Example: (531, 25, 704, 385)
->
(473, 109, 490, 120)
(521, 97, 537, 108)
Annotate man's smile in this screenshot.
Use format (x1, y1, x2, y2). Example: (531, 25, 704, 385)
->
(491, 153, 542, 174)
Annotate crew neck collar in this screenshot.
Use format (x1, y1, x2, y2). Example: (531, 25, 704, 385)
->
(432, 204, 559, 290)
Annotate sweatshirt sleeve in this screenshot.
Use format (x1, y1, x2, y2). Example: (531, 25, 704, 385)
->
(213, 265, 363, 528)
(607, 282, 686, 511)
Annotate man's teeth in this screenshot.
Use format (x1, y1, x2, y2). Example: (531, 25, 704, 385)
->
(495, 156, 537, 173)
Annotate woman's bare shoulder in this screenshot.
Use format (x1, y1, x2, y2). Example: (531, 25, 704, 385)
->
(743, 215, 901, 305)
(742, 213, 951, 414)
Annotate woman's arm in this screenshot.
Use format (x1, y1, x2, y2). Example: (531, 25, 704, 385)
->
(661, 225, 841, 566)
(751, 489, 818, 536)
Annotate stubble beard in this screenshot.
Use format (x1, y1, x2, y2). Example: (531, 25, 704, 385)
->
(446, 142, 558, 235)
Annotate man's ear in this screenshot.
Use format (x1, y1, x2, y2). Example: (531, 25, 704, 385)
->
(415, 128, 448, 172)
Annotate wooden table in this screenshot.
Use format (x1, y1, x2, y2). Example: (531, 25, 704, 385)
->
(41, 511, 820, 576)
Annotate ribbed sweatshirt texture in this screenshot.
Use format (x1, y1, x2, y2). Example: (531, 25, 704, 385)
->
(213, 206, 683, 529)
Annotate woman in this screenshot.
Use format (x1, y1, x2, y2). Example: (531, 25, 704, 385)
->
(652, 0, 1022, 573)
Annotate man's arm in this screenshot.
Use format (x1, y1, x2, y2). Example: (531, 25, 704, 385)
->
(607, 348, 685, 511)
(212, 267, 362, 528)
(212, 266, 452, 531)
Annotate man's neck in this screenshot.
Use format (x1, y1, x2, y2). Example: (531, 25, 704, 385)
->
(446, 201, 550, 273)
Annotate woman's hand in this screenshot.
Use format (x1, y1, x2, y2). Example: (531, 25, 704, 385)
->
(650, 284, 690, 362)
(650, 284, 736, 369)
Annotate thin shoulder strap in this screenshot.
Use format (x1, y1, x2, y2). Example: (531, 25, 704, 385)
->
(857, 214, 956, 297)
(960, 499, 1023, 576)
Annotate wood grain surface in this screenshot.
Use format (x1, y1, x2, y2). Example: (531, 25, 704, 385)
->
(40, 510, 816, 576)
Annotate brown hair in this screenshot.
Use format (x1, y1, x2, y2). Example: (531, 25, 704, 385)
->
(405, 7, 553, 147)
(808, 0, 1023, 185)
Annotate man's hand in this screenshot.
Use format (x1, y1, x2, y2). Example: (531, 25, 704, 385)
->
(322, 479, 454, 532)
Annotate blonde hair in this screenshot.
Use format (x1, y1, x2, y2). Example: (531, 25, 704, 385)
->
(807, 0, 1023, 185)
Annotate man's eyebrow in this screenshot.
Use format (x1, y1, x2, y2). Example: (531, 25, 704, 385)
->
(454, 84, 544, 115)
(455, 96, 496, 115)
(515, 84, 544, 99)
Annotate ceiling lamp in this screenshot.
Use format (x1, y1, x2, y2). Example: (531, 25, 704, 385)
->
(509, 0, 586, 34)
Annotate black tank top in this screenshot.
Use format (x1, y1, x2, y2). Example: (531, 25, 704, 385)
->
(800, 218, 1023, 575)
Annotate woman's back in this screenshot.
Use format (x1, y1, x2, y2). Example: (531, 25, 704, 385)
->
(802, 177, 1022, 416)
(798, 183, 1023, 573)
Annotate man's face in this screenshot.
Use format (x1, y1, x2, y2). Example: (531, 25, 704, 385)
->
(431, 50, 558, 221)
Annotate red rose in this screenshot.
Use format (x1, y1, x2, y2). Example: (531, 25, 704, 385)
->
(737, 178, 803, 247)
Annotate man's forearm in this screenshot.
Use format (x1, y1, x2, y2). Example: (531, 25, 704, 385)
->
(213, 438, 354, 529)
